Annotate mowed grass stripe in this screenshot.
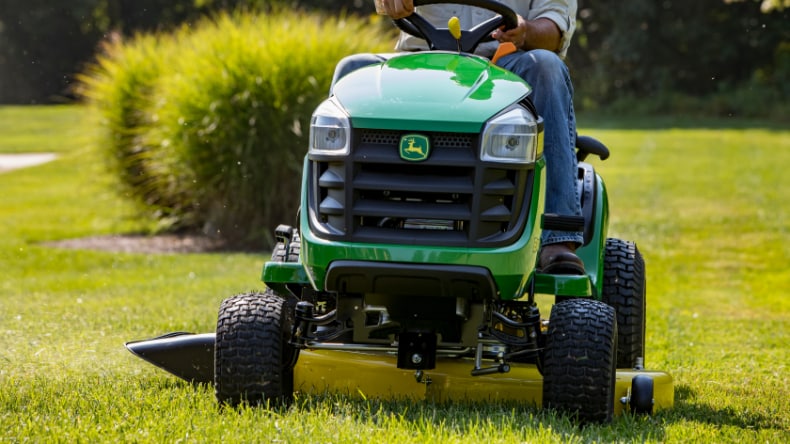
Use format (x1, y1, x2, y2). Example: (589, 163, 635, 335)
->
(0, 106, 787, 442)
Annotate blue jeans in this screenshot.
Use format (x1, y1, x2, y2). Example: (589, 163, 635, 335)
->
(331, 49, 582, 247)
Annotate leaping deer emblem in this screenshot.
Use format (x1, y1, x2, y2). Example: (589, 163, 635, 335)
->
(404, 138, 426, 156)
(400, 134, 430, 161)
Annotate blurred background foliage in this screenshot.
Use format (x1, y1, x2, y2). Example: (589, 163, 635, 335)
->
(569, 0, 789, 116)
(1, 0, 787, 115)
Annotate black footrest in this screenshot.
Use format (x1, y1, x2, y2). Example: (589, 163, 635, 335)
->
(541, 213, 585, 232)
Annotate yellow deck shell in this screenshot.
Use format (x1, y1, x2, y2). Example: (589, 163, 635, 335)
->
(294, 350, 673, 415)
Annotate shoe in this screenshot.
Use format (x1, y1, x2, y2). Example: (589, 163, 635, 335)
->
(538, 242, 585, 275)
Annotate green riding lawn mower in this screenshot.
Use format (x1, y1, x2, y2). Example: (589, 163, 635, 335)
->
(127, 0, 673, 423)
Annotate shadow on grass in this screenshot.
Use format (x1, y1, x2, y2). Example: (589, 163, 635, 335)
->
(191, 383, 785, 438)
(664, 384, 785, 431)
(43, 232, 266, 255)
(203, 387, 670, 440)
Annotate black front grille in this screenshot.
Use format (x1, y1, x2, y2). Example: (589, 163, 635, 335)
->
(308, 129, 534, 247)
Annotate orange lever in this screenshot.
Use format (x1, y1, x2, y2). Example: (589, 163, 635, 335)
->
(491, 42, 517, 64)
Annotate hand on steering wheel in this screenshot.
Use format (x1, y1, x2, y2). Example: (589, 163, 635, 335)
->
(376, 0, 415, 19)
(391, 0, 519, 53)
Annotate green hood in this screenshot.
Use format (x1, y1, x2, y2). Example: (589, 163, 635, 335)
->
(333, 52, 531, 133)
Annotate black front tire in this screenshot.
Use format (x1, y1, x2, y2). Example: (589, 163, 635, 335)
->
(214, 290, 297, 407)
(542, 298, 617, 423)
(602, 238, 646, 368)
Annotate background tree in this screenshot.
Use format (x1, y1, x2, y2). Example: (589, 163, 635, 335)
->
(0, 0, 106, 103)
(0, 0, 375, 104)
(568, 0, 789, 114)
(1, 0, 788, 116)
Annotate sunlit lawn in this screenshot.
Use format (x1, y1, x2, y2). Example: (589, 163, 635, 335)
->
(0, 105, 788, 442)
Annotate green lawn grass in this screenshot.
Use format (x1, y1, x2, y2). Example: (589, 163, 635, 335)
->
(1, 105, 788, 442)
(0, 105, 86, 154)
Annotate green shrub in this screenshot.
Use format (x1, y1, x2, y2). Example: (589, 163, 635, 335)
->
(80, 11, 395, 247)
(78, 34, 185, 225)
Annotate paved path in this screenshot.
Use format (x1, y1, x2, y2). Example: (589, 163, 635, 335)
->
(0, 153, 58, 173)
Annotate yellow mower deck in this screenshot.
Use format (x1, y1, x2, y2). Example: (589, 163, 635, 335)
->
(294, 350, 673, 415)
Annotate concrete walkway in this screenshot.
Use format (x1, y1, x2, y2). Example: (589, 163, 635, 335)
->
(0, 153, 58, 173)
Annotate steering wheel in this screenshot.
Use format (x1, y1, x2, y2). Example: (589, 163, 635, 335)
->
(394, 0, 519, 53)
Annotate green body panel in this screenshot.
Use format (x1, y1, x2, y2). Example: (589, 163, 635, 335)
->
(333, 52, 531, 133)
(533, 273, 592, 296)
(261, 262, 310, 294)
(575, 173, 609, 298)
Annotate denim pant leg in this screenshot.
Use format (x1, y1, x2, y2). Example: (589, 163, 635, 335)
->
(495, 49, 583, 246)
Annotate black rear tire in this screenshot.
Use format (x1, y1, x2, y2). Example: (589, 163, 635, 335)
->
(214, 289, 297, 407)
(602, 238, 646, 368)
(542, 298, 617, 423)
(271, 230, 300, 263)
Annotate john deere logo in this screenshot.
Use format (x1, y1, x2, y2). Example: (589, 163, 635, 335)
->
(399, 134, 430, 162)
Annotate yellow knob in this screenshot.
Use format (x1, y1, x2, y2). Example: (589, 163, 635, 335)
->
(448, 16, 461, 40)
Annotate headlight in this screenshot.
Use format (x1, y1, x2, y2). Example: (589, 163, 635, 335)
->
(309, 98, 350, 155)
(480, 107, 541, 164)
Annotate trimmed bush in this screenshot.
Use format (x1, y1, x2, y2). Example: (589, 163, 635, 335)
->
(80, 11, 395, 247)
(78, 34, 184, 223)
